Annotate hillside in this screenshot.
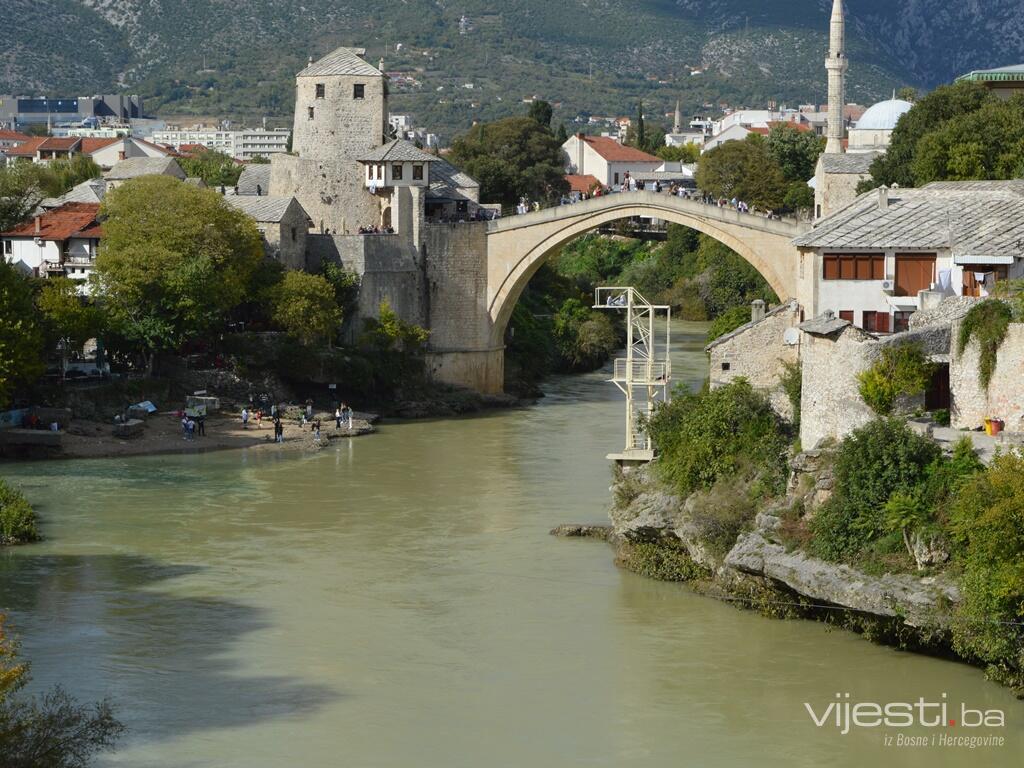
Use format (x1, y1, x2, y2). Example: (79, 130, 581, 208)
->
(4, 0, 1023, 140)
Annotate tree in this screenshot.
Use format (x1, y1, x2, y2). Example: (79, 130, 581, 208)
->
(656, 144, 700, 163)
(555, 123, 568, 143)
(271, 271, 341, 347)
(36, 278, 105, 373)
(897, 86, 918, 103)
(94, 176, 263, 372)
(527, 100, 553, 127)
(177, 148, 243, 187)
(0, 613, 124, 767)
(37, 156, 101, 198)
(908, 96, 1024, 185)
(448, 117, 568, 208)
(863, 81, 995, 190)
(766, 124, 824, 182)
(0, 262, 45, 407)
(696, 134, 787, 210)
(0, 164, 46, 232)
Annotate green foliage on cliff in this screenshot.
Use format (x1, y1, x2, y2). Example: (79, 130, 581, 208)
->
(0, 262, 45, 409)
(552, 299, 618, 372)
(856, 342, 935, 415)
(949, 451, 1024, 693)
(0, 479, 39, 545)
(616, 539, 710, 582)
(704, 305, 750, 343)
(646, 378, 789, 497)
(956, 299, 1014, 390)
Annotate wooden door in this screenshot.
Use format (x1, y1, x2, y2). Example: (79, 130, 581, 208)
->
(895, 253, 936, 297)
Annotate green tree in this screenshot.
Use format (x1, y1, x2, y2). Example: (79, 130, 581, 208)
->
(36, 278, 105, 374)
(272, 271, 341, 346)
(696, 134, 788, 210)
(449, 117, 568, 208)
(0, 262, 45, 407)
(94, 176, 263, 373)
(656, 144, 700, 163)
(856, 342, 935, 415)
(0, 164, 46, 232)
(177, 148, 243, 187)
(863, 81, 995, 189)
(319, 261, 361, 320)
(527, 99, 553, 127)
(766, 124, 824, 182)
(552, 298, 617, 371)
(37, 156, 101, 198)
(705, 304, 750, 343)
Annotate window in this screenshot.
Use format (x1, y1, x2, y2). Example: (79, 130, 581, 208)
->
(392, 163, 403, 180)
(894, 311, 913, 333)
(2, 240, 10, 255)
(315, 83, 325, 98)
(614, 172, 620, 185)
(862, 311, 890, 333)
(822, 253, 885, 281)
(838, 310, 854, 323)
(291, 227, 297, 242)
(894, 253, 937, 297)
(353, 84, 365, 99)
(962, 265, 1008, 297)
(308, 106, 315, 120)
(412, 164, 424, 181)
(721, 362, 731, 371)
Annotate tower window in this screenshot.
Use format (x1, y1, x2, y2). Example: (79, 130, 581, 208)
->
(315, 83, 325, 98)
(353, 84, 365, 99)
(308, 106, 314, 120)
(392, 163, 403, 180)
(412, 164, 424, 181)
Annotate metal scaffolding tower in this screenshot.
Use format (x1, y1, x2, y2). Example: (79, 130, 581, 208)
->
(594, 287, 672, 463)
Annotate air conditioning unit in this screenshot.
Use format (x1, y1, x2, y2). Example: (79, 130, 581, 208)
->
(881, 279, 895, 294)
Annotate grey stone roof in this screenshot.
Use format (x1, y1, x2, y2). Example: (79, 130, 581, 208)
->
(428, 158, 478, 201)
(799, 314, 850, 336)
(819, 152, 880, 174)
(42, 178, 106, 208)
(793, 180, 1024, 262)
(705, 299, 798, 350)
(225, 195, 303, 223)
(105, 157, 185, 181)
(358, 139, 439, 164)
(298, 47, 381, 78)
(237, 165, 271, 196)
(183, 177, 207, 187)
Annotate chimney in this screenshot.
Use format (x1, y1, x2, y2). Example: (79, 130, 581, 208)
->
(877, 185, 889, 211)
(34, 216, 41, 235)
(751, 299, 766, 324)
(575, 133, 585, 175)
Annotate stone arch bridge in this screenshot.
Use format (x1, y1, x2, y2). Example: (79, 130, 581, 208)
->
(423, 191, 812, 394)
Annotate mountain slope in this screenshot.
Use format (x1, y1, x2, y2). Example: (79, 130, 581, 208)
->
(4, 1, 1023, 139)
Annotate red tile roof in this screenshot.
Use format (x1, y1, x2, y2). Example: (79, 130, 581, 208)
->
(579, 135, 661, 163)
(0, 130, 30, 143)
(767, 121, 813, 133)
(1, 202, 102, 241)
(749, 126, 770, 136)
(80, 137, 122, 154)
(38, 137, 81, 151)
(5, 136, 45, 156)
(565, 174, 602, 194)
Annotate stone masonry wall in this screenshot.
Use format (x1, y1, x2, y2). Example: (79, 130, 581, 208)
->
(270, 153, 379, 235)
(800, 325, 877, 449)
(708, 302, 800, 420)
(951, 321, 1024, 431)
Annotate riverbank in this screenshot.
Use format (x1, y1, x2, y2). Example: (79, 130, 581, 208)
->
(51, 410, 376, 460)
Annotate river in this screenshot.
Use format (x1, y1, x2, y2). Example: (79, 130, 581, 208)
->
(0, 321, 1019, 767)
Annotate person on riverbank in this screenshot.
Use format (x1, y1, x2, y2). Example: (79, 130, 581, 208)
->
(313, 419, 321, 441)
(346, 405, 353, 430)
(273, 417, 283, 443)
(181, 415, 190, 440)
(335, 407, 342, 429)
(255, 409, 262, 429)
(241, 407, 249, 429)
(197, 413, 206, 437)
(305, 402, 313, 421)
(186, 417, 196, 441)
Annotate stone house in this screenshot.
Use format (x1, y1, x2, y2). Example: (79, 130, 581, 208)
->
(225, 196, 310, 270)
(794, 180, 1024, 335)
(810, 151, 878, 220)
(104, 157, 187, 190)
(705, 299, 802, 420)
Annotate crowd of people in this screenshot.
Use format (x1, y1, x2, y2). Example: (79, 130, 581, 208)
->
(357, 224, 396, 235)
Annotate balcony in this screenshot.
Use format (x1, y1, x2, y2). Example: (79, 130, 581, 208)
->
(610, 358, 671, 385)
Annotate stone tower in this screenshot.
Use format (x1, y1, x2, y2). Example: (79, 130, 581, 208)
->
(673, 99, 683, 135)
(270, 47, 389, 234)
(824, 0, 848, 154)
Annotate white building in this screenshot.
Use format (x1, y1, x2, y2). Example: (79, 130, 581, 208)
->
(795, 181, 1024, 333)
(150, 128, 290, 160)
(561, 133, 662, 190)
(0, 202, 102, 288)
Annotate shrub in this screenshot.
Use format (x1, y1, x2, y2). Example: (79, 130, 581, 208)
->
(949, 451, 1024, 692)
(809, 419, 940, 562)
(0, 480, 39, 545)
(686, 471, 759, 558)
(552, 298, 617, 372)
(646, 378, 789, 497)
(957, 299, 1013, 390)
(780, 360, 802, 429)
(616, 540, 710, 582)
(857, 342, 934, 415)
(705, 305, 750, 343)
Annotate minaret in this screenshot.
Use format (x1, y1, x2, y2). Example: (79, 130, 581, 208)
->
(673, 99, 683, 135)
(824, 0, 848, 154)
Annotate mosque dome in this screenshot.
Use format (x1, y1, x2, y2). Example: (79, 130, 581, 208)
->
(854, 98, 913, 131)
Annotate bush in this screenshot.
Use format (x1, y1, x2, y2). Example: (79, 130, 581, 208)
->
(705, 305, 750, 343)
(646, 378, 789, 497)
(616, 540, 710, 582)
(780, 361, 802, 429)
(857, 342, 934, 415)
(957, 299, 1014, 390)
(686, 471, 759, 558)
(552, 299, 617, 372)
(809, 419, 940, 562)
(949, 451, 1024, 692)
(0, 480, 39, 545)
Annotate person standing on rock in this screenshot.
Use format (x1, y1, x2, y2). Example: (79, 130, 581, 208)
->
(241, 407, 249, 429)
(335, 406, 342, 429)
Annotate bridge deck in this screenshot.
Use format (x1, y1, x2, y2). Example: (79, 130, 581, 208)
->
(486, 191, 808, 239)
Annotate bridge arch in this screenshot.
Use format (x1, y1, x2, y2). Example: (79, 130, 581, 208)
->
(484, 192, 808, 348)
